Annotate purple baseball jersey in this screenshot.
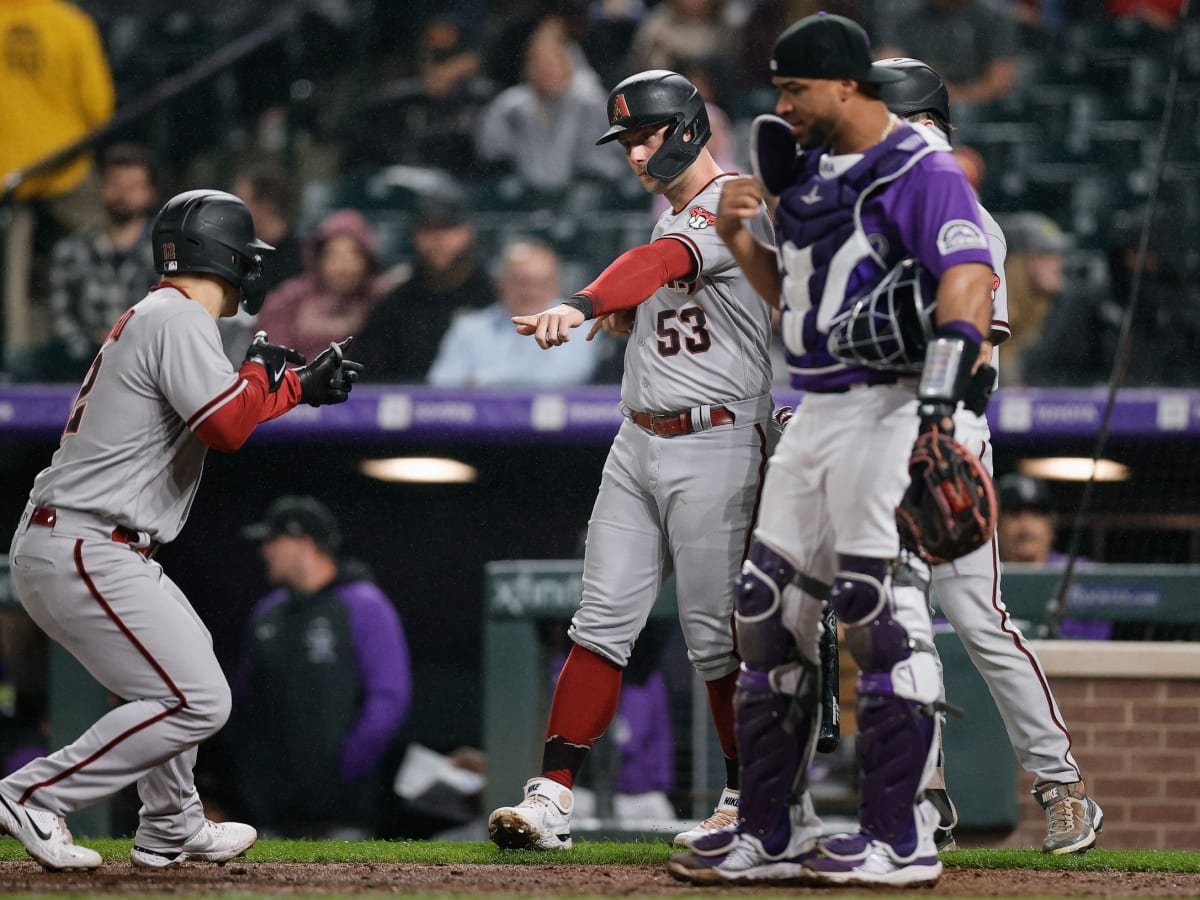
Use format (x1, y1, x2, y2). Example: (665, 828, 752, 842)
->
(772, 122, 992, 392)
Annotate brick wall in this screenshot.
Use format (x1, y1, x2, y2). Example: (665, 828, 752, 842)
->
(998, 643, 1200, 851)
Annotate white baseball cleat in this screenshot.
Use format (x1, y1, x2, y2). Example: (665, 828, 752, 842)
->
(673, 787, 741, 850)
(488, 777, 573, 850)
(130, 819, 257, 868)
(0, 791, 102, 871)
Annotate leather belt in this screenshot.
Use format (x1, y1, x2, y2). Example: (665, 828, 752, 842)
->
(31, 506, 159, 558)
(631, 406, 734, 437)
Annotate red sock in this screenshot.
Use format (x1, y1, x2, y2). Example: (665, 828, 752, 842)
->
(541, 645, 623, 788)
(706, 669, 739, 762)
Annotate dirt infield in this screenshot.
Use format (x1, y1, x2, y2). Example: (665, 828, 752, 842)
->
(0, 862, 1197, 896)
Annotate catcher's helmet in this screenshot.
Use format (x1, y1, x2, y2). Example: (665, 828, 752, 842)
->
(596, 70, 711, 182)
(151, 189, 275, 315)
(876, 57, 950, 125)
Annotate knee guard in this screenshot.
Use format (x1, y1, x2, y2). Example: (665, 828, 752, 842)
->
(830, 555, 940, 855)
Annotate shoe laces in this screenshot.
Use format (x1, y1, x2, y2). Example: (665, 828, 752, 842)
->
(1047, 797, 1083, 834)
(699, 806, 739, 831)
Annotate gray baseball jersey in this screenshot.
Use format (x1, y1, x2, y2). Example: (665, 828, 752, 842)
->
(32, 286, 247, 543)
(571, 175, 779, 679)
(620, 175, 775, 413)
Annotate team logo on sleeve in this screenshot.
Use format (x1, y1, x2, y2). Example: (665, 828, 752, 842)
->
(992, 272, 1001, 299)
(687, 207, 717, 229)
(936, 220, 987, 255)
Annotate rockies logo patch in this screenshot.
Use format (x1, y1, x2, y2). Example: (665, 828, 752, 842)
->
(936, 220, 987, 255)
(687, 207, 716, 229)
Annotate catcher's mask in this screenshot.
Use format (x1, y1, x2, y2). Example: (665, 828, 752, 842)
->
(596, 69, 711, 182)
(826, 258, 938, 373)
(152, 189, 274, 315)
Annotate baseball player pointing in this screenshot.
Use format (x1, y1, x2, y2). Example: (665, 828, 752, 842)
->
(490, 69, 778, 851)
(1, 190, 362, 870)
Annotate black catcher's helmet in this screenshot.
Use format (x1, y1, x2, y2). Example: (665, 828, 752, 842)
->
(152, 189, 274, 315)
(876, 57, 950, 125)
(596, 70, 711, 182)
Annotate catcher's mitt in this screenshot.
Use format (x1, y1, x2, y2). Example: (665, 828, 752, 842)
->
(895, 429, 997, 564)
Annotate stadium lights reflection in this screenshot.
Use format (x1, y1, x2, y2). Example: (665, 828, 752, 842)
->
(359, 457, 478, 484)
(1018, 457, 1130, 482)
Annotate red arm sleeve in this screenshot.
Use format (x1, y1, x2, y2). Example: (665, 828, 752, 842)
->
(575, 238, 697, 317)
(191, 365, 302, 452)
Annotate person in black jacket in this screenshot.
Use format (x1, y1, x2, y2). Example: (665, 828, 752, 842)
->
(354, 196, 494, 382)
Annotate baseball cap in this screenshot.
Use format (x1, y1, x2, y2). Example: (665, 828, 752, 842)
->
(242, 495, 342, 551)
(995, 474, 1053, 515)
(770, 13, 906, 84)
(1002, 212, 1073, 254)
(415, 195, 469, 231)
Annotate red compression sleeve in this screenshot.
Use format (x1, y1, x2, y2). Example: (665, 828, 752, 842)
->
(191, 365, 302, 452)
(575, 238, 697, 317)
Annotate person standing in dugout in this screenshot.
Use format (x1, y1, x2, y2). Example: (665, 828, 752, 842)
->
(668, 14, 995, 887)
(486, 69, 781, 852)
(1, 190, 362, 871)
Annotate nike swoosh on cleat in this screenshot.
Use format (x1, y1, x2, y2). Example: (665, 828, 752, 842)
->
(25, 811, 53, 842)
(273, 363, 287, 384)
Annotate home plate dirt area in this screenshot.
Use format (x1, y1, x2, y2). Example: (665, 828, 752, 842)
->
(0, 862, 1197, 896)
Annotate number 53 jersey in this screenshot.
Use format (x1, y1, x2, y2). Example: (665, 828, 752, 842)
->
(620, 174, 776, 413)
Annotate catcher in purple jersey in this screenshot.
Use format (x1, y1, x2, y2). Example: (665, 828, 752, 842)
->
(668, 14, 994, 888)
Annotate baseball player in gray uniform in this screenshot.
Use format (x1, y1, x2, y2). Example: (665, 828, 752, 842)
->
(487, 70, 778, 851)
(877, 57, 1102, 855)
(1, 189, 362, 871)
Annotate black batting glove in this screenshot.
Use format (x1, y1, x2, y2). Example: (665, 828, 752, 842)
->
(296, 337, 365, 406)
(962, 364, 998, 417)
(244, 331, 305, 393)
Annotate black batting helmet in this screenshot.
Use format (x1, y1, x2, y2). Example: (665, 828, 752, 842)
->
(876, 57, 950, 125)
(596, 70, 711, 182)
(152, 189, 275, 315)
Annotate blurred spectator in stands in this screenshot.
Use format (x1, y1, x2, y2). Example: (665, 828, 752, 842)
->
(17, 144, 158, 383)
(428, 239, 602, 386)
(578, 0, 644, 90)
(475, 18, 623, 194)
(952, 143, 986, 194)
(996, 212, 1072, 387)
(995, 474, 1112, 640)
(254, 208, 385, 363)
(625, 0, 736, 76)
(339, 14, 496, 178)
(1, 0, 115, 363)
(874, 0, 1018, 117)
(1107, 0, 1185, 30)
(235, 495, 412, 838)
(218, 163, 306, 364)
(355, 195, 495, 383)
(1024, 203, 1200, 387)
(735, 1, 867, 97)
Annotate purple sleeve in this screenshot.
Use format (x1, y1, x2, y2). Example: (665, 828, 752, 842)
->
(338, 583, 413, 780)
(890, 156, 993, 279)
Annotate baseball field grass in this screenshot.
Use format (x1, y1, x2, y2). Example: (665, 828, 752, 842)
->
(0, 837, 1196, 869)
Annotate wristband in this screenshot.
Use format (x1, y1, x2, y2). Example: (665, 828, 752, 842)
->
(562, 295, 594, 320)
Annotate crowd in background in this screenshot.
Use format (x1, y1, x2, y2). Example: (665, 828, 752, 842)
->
(3, 0, 1199, 388)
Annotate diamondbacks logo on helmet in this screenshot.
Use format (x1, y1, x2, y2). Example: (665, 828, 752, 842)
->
(687, 207, 716, 230)
(611, 93, 631, 123)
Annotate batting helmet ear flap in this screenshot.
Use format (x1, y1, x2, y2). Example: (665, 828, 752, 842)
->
(644, 101, 711, 181)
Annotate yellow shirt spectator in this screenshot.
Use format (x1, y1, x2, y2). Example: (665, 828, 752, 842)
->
(0, 0, 115, 200)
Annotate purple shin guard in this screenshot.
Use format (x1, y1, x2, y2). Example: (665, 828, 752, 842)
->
(734, 667, 818, 854)
(855, 674, 937, 856)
